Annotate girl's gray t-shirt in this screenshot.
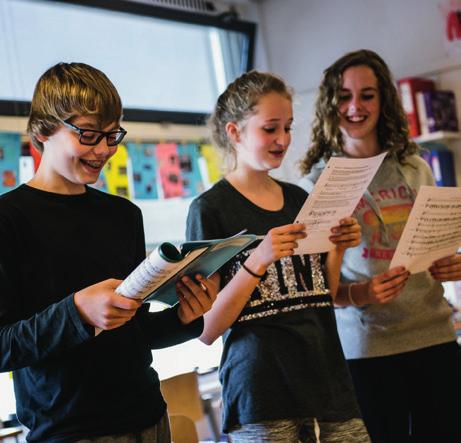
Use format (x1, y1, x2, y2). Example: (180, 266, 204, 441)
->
(299, 154, 456, 359)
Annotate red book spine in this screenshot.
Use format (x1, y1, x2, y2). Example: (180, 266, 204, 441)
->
(397, 77, 435, 137)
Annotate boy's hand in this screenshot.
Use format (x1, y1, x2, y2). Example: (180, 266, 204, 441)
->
(329, 217, 361, 252)
(176, 274, 218, 325)
(429, 254, 461, 281)
(74, 279, 142, 331)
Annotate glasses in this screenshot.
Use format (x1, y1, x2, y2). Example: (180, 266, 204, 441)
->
(62, 120, 127, 147)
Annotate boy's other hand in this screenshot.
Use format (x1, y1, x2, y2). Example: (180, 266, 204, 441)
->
(74, 279, 142, 331)
(176, 274, 218, 325)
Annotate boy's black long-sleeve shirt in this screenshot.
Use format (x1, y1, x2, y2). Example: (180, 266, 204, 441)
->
(0, 184, 203, 442)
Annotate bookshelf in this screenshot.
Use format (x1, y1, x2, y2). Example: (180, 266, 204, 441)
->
(413, 130, 461, 144)
(413, 130, 461, 187)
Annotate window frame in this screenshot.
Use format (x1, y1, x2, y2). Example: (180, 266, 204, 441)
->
(0, 0, 256, 124)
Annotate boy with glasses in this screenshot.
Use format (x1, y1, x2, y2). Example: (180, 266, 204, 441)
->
(0, 62, 217, 442)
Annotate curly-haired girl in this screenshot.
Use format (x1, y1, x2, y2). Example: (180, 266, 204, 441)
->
(299, 49, 461, 443)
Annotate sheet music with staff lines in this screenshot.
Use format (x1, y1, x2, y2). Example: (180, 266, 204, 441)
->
(294, 152, 386, 254)
(389, 185, 461, 273)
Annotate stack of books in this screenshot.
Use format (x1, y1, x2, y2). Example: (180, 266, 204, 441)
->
(415, 90, 459, 135)
(398, 77, 435, 137)
(398, 77, 459, 137)
(420, 143, 457, 187)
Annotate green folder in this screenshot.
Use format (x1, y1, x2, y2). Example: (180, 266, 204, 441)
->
(117, 231, 257, 306)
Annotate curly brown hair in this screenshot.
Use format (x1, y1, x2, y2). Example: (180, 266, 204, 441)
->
(299, 49, 419, 174)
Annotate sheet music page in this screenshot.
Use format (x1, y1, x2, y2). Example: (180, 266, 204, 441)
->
(389, 185, 461, 273)
(295, 152, 386, 254)
(116, 246, 207, 300)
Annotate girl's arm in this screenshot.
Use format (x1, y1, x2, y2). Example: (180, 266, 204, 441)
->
(325, 217, 361, 299)
(200, 223, 306, 344)
(325, 249, 346, 300)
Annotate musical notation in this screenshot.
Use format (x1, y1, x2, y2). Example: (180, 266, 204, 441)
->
(295, 152, 387, 254)
(389, 186, 461, 273)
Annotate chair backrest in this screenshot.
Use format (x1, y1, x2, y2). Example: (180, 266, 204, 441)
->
(160, 371, 204, 421)
(169, 414, 199, 443)
(0, 426, 23, 441)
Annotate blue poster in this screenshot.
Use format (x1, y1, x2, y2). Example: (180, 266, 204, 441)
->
(0, 132, 21, 195)
(177, 143, 204, 198)
(90, 168, 108, 193)
(126, 142, 158, 199)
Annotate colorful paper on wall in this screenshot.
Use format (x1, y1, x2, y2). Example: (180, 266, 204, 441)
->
(126, 143, 158, 199)
(155, 143, 184, 198)
(0, 132, 21, 195)
(177, 143, 203, 198)
(199, 144, 223, 186)
(104, 144, 131, 198)
(90, 169, 108, 193)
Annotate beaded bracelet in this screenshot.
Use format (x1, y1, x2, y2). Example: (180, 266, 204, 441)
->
(241, 263, 265, 279)
(347, 283, 361, 307)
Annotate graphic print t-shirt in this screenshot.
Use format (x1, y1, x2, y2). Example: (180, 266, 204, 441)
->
(186, 179, 360, 432)
(332, 155, 455, 359)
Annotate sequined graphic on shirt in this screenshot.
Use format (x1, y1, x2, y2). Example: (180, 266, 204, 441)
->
(222, 249, 332, 322)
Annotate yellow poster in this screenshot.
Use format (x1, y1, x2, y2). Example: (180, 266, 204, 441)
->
(200, 144, 223, 186)
(104, 144, 131, 199)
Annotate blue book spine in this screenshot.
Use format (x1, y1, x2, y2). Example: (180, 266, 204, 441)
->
(430, 148, 456, 186)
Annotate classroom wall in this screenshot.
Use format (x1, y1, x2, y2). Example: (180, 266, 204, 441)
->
(2, 0, 460, 242)
(241, 0, 461, 185)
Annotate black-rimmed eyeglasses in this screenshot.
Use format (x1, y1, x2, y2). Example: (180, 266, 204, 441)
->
(62, 120, 127, 147)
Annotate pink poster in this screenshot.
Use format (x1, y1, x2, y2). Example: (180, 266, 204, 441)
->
(155, 143, 184, 198)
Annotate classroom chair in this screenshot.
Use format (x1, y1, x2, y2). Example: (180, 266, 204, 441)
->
(169, 414, 199, 443)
